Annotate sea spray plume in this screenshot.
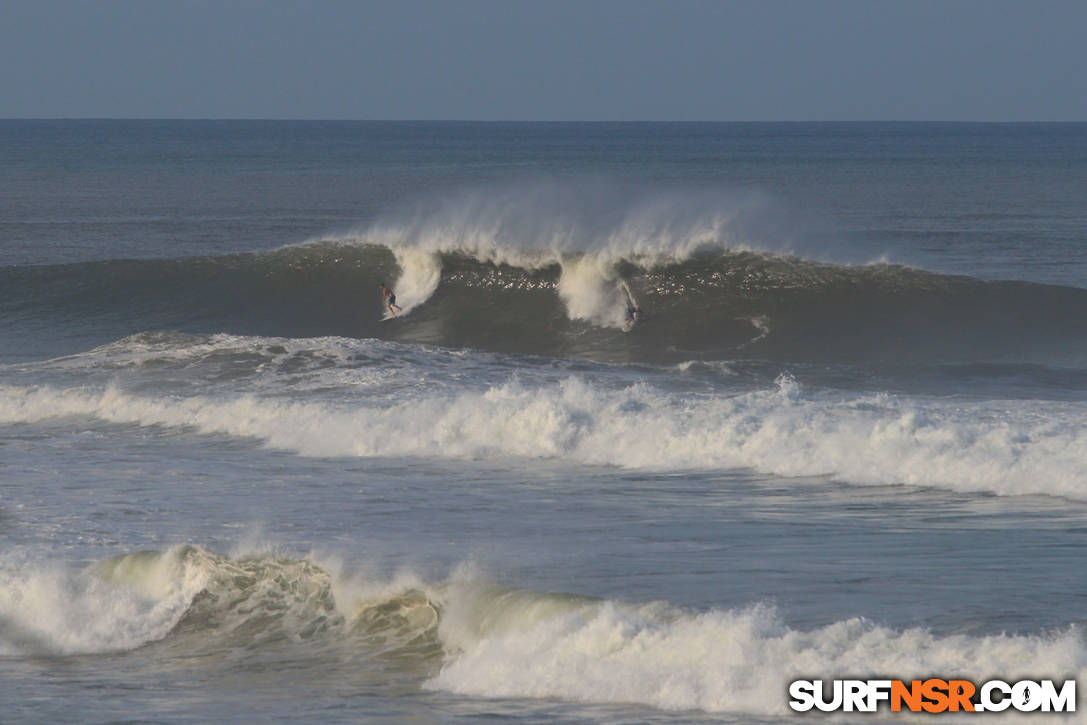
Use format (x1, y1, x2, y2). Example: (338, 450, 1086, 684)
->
(555, 254, 627, 326)
(389, 249, 441, 314)
(354, 179, 775, 262)
(335, 179, 780, 326)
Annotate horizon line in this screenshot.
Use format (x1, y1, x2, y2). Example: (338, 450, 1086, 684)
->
(1, 117, 1084, 124)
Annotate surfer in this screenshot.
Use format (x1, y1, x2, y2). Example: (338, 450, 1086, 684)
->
(620, 280, 640, 331)
(379, 281, 402, 316)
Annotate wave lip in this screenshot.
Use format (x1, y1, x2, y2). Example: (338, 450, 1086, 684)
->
(0, 546, 444, 661)
(0, 547, 207, 656)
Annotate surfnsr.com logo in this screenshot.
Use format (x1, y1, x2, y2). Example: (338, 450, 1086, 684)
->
(789, 679, 1076, 713)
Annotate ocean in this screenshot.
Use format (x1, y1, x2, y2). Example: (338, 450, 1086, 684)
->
(2, 120, 1086, 723)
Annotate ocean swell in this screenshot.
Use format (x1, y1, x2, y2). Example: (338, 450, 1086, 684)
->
(6, 243, 1087, 366)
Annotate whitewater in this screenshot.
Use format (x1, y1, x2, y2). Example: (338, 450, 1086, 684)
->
(3, 120, 1087, 724)
(5, 334, 1087, 499)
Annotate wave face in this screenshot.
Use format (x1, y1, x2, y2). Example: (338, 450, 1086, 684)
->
(0, 547, 442, 668)
(1, 547, 1081, 717)
(6, 183, 1087, 366)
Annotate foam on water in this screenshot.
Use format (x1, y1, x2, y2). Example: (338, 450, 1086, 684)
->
(431, 592, 1085, 717)
(2, 546, 1082, 718)
(3, 369, 1087, 499)
(6, 119, 1087, 724)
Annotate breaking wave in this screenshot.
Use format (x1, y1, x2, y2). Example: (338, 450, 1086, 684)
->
(0, 546, 1081, 718)
(4, 363, 1087, 499)
(5, 182, 1087, 365)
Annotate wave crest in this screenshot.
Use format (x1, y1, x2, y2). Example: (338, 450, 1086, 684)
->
(5, 368, 1087, 499)
(5, 546, 1080, 716)
(8, 243, 1087, 365)
(6, 181, 1087, 364)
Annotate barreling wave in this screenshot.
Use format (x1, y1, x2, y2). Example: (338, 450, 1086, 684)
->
(6, 240, 1087, 366)
(6, 181, 1087, 365)
(1, 546, 1082, 718)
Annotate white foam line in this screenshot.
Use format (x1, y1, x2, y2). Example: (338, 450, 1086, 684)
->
(430, 596, 1086, 717)
(4, 375, 1087, 499)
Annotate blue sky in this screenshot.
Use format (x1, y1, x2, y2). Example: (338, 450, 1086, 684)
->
(2, 0, 1085, 121)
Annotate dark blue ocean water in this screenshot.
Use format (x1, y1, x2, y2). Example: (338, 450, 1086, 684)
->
(2, 121, 1087, 723)
(5, 121, 1087, 277)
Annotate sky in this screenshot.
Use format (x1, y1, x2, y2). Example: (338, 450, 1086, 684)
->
(1, 0, 1085, 121)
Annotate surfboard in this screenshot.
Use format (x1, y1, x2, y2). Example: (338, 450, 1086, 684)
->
(620, 280, 639, 331)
